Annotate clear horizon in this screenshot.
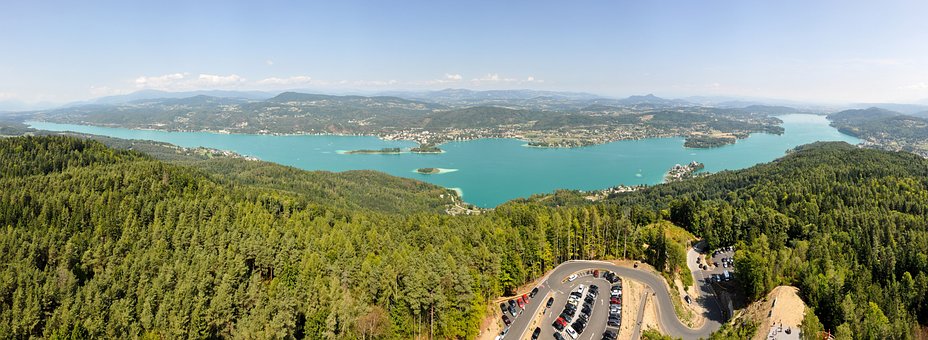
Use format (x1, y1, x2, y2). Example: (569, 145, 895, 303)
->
(2, 0, 928, 105)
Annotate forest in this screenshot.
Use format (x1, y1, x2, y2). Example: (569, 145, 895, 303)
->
(2, 136, 928, 339)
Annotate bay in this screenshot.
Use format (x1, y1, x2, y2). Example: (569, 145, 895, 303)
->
(28, 114, 859, 207)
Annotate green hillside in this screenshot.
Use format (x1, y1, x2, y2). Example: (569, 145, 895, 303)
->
(2, 137, 928, 338)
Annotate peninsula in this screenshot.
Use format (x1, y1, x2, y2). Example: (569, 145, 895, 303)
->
(665, 161, 705, 182)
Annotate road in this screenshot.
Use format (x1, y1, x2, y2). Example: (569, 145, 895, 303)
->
(506, 259, 725, 340)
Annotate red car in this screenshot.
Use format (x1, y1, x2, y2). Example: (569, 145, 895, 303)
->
(523, 293, 529, 302)
(552, 317, 567, 331)
(517, 297, 526, 308)
(611, 297, 622, 305)
(593, 270, 599, 278)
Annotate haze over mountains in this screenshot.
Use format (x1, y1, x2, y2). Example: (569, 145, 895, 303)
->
(6, 88, 927, 115)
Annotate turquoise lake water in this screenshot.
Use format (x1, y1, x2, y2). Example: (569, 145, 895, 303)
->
(28, 114, 859, 207)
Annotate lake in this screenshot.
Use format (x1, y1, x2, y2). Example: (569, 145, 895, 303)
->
(28, 114, 859, 207)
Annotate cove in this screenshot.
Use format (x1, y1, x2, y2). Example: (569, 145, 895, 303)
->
(28, 114, 859, 208)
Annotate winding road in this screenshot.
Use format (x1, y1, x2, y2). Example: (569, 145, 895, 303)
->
(506, 259, 725, 340)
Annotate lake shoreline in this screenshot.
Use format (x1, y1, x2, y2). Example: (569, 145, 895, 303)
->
(26, 114, 861, 208)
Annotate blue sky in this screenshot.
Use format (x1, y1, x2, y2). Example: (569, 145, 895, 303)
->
(2, 0, 927, 104)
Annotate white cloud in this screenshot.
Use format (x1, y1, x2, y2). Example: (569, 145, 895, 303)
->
(133, 73, 245, 91)
(196, 74, 246, 87)
(899, 82, 928, 90)
(352, 79, 398, 86)
(468, 73, 545, 86)
(445, 73, 462, 81)
(257, 76, 313, 86)
(134, 73, 186, 88)
(265, 59, 275, 66)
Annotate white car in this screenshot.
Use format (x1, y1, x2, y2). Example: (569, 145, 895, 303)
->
(567, 274, 578, 282)
(565, 326, 579, 339)
(576, 284, 585, 294)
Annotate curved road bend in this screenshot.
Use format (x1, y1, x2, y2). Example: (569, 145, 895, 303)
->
(508, 260, 724, 340)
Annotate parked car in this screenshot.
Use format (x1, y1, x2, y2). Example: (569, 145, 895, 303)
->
(602, 330, 617, 340)
(593, 270, 599, 278)
(531, 327, 541, 340)
(530, 287, 539, 298)
(499, 303, 507, 314)
(589, 285, 599, 293)
(502, 314, 511, 326)
(607, 316, 621, 327)
(571, 319, 587, 333)
(546, 297, 555, 308)
(553, 317, 567, 331)
(554, 332, 566, 340)
(567, 274, 578, 282)
(580, 305, 593, 316)
(564, 303, 577, 314)
(516, 297, 525, 309)
(565, 326, 579, 339)
(684, 295, 692, 304)
(576, 284, 585, 295)
(523, 293, 529, 302)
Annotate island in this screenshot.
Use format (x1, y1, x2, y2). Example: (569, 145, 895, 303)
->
(344, 147, 401, 154)
(684, 135, 737, 148)
(665, 161, 705, 182)
(416, 167, 441, 174)
(410, 144, 443, 153)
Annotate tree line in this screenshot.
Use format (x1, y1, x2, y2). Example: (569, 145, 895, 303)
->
(2, 137, 928, 338)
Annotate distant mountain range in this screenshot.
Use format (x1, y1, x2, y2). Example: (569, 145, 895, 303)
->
(848, 103, 928, 116)
(64, 89, 276, 107)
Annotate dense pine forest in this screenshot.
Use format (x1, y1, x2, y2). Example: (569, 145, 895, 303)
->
(2, 136, 928, 338)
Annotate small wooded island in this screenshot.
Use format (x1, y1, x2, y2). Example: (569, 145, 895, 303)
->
(416, 167, 441, 174)
(344, 147, 401, 154)
(684, 135, 738, 148)
(410, 144, 443, 153)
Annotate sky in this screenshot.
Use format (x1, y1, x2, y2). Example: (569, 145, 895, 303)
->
(2, 0, 928, 105)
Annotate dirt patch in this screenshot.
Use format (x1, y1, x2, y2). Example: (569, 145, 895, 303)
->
(737, 286, 807, 340)
(640, 289, 661, 333)
(476, 305, 503, 340)
(617, 280, 642, 340)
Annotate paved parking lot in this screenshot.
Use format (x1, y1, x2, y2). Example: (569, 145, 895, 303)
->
(499, 259, 727, 340)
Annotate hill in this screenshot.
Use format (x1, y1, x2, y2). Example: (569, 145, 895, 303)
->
(828, 107, 928, 156)
(3, 137, 928, 338)
(26, 130, 457, 215)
